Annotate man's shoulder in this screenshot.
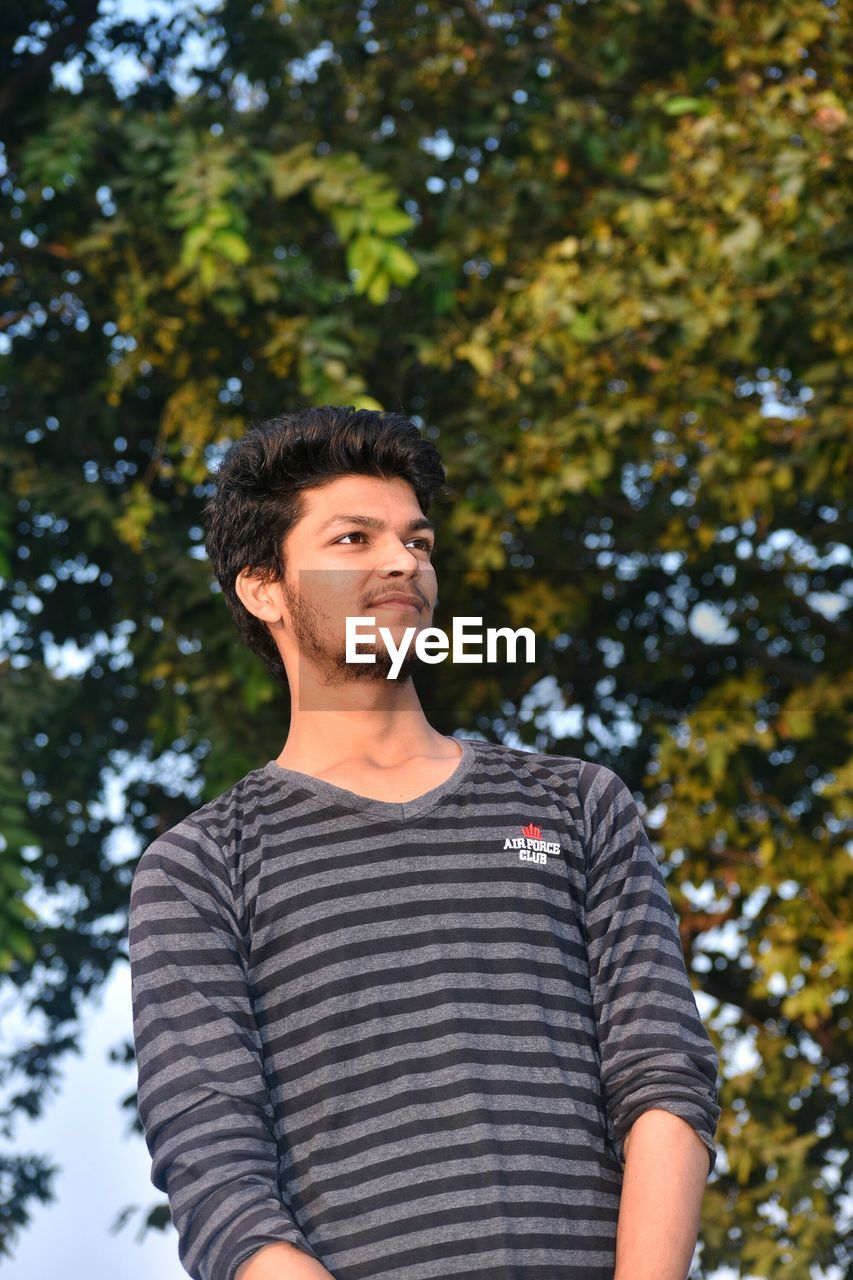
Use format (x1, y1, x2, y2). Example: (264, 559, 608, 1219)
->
(179, 760, 273, 837)
(469, 740, 635, 829)
(131, 760, 275, 886)
(469, 737, 609, 788)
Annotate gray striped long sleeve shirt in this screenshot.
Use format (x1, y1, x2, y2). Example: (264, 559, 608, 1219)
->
(128, 736, 720, 1280)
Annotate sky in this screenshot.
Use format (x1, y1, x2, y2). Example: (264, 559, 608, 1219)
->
(5, 964, 186, 1280)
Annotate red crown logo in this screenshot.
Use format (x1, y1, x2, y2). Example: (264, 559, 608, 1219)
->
(521, 822, 542, 839)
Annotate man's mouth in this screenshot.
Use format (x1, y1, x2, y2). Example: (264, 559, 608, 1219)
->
(369, 594, 423, 611)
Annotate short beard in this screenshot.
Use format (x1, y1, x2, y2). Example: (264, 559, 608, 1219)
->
(281, 576, 421, 685)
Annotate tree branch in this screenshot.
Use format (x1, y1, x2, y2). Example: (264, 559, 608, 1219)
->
(0, 0, 101, 120)
(460, 0, 632, 94)
(0, 310, 29, 332)
(699, 969, 843, 1067)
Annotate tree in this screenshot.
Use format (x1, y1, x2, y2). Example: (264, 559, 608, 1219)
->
(0, 1, 850, 1274)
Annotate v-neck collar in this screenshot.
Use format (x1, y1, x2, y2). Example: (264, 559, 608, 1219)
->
(260, 735, 478, 821)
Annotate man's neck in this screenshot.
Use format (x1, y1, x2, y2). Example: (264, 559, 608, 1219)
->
(276, 682, 455, 777)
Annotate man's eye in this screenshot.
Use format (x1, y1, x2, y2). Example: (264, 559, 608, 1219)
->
(336, 532, 434, 552)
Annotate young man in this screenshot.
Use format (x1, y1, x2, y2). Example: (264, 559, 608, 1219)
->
(129, 406, 720, 1280)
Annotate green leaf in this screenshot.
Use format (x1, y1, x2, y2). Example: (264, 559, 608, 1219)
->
(348, 234, 386, 289)
(569, 312, 597, 342)
(663, 96, 710, 115)
(213, 230, 251, 265)
(266, 143, 321, 199)
(366, 270, 391, 305)
(371, 208, 414, 236)
(384, 244, 419, 286)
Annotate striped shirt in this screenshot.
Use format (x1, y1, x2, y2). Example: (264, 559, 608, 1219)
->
(128, 736, 720, 1280)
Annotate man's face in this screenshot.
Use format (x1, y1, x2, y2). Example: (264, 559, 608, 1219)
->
(276, 474, 439, 685)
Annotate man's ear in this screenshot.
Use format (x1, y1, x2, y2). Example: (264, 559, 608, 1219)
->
(234, 567, 283, 625)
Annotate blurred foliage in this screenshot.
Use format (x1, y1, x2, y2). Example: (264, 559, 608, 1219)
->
(0, 0, 851, 1274)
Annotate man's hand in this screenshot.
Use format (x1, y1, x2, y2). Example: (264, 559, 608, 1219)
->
(613, 1107, 711, 1280)
(234, 1242, 336, 1280)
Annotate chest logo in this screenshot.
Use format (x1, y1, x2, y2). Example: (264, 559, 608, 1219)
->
(504, 822, 562, 865)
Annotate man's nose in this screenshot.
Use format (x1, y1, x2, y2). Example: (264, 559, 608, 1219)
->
(374, 539, 422, 573)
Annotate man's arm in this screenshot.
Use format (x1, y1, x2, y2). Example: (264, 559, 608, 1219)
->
(235, 1242, 336, 1280)
(578, 763, 720, 1260)
(613, 1108, 711, 1280)
(129, 819, 325, 1280)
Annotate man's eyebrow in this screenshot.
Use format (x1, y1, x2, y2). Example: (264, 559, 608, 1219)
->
(317, 514, 436, 536)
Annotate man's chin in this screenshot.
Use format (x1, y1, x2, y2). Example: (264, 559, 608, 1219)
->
(338, 647, 422, 683)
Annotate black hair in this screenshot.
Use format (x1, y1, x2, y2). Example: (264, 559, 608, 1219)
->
(202, 404, 453, 687)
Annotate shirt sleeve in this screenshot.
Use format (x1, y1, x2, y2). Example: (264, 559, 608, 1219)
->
(579, 762, 721, 1176)
(128, 817, 322, 1280)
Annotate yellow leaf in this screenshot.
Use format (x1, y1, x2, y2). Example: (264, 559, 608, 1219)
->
(384, 243, 419, 286)
(454, 341, 494, 377)
(366, 270, 391, 304)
